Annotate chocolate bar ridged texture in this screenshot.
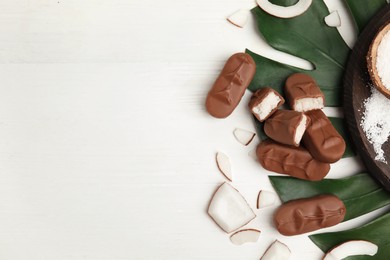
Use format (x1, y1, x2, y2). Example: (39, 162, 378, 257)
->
(256, 140, 330, 181)
(303, 109, 346, 163)
(284, 73, 325, 111)
(248, 87, 285, 122)
(274, 194, 346, 236)
(264, 110, 308, 146)
(206, 53, 256, 118)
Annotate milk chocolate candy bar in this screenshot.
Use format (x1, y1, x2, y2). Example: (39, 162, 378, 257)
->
(264, 110, 310, 147)
(206, 53, 256, 118)
(274, 194, 346, 236)
(256, 139, 330, 181)
(285, 73, 325, 112)
(303, 109, 346, 163)
(248, 88, 285, 122)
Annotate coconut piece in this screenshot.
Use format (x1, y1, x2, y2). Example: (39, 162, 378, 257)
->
(323, 240, 378, 260)
(216, 152, 232, 181)
(261, 240, 291, 260)
(367, 23, 390, 99)
(264, 110, 309, 147)
(208, 182, 256, 233)
(227, 9, 249, 28)
(324, 11, 341, 27)
(249, 88, 285, 122)
(256, 0, 312, 18)
(233, 128, 256, 146)
(256, 190, 277, 209)
(285, 73, 325, 112)
(230, 229, 261, 245)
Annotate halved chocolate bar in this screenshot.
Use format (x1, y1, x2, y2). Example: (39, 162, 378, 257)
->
(248, 87, 285, 122)
(285, 73, 325, 112)
(264, 110, 310, 147)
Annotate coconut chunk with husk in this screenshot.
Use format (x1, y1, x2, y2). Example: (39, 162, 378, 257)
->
(285, 73, 325, 112)
(216, 152, 232, 181)
(261, 240, 291, 260)
(256, 190, 277, 209)
(249, 87, 285, 122)
(230, 229, 261, 245)
(227, 9, 249, 28)
(323, 240, 378, 260)
(256, 0, 312, 18)
(208, 182, 256, 233)
(325, 11, 341, 27)
(233, 128, 256, 146)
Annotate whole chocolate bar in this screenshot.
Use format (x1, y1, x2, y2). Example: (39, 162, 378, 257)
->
(248, 87, 285, 122)
(264, 110, 310, 147)
(206, 53, 256, 118)
(274, 194, 346, 236)
(302, 109, 346, 163)
(285, 73, 325, 112)
(256, 139, 330, 181)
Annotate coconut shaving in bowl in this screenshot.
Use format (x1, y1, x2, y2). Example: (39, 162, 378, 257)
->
(361, 86, 390, 163)
(376, 29, 390, 90)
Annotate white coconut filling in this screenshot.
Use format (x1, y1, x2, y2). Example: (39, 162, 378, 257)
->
(294, 97, 324, 112)
(294, 114, 308, 145)
(208, 183, 255, 233)
(252, 92, 281, 120)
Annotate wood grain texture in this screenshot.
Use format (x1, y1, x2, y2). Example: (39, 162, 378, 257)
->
(0, 0, 385, 259)
(344, 4, 390, 192)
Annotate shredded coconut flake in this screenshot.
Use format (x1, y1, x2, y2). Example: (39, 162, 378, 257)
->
(361, 87, 390, 163)
(376, 30, 390, 90)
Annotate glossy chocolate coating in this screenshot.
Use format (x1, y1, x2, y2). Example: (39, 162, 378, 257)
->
(206, 53, 256, 118)
(256, 139, 330, 181)
(303, 110, 346, 163)
(264, 110, 309, 146)
(285, 73, 325, 111)
(274, 194, 346, 236)
(248, 87, 285, 122)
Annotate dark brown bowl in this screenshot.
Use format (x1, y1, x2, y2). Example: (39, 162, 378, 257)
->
(367, 22, 390, 99)
(344, 5, 390, 192)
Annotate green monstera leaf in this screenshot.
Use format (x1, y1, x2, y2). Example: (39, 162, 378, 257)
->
(253, 115, 355, 158)
(310, 212, 390, 259)
(345, 0, 388, 33)
(247, 0, 350, 106)
(269, 174, 390, 221)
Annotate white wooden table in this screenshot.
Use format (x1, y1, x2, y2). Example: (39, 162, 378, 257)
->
(0, 0, 388, 259)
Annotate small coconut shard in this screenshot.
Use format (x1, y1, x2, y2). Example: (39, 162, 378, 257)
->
(227, 9, 249, 28)
(257, 190, 277, 209)
(234, 128, 256, 146)
(216, 152, 232, 181)
(324, 11, 341, 27)
(323, 240, 378, 260)
(261, 240, 291, 260)
(256, 0, 312, 18)
(208, 183, 256, 233)
(230, 229, 261, 245)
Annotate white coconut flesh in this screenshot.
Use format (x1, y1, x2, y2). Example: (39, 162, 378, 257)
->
(208, 183, 256, 233)
(230, 229, 261, 245)
(252, 92, 281, 121)
(256, 0, 312, 19)
(323, 240, 378, 260)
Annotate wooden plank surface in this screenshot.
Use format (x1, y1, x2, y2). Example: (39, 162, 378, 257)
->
(0, 0, 386, 259)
